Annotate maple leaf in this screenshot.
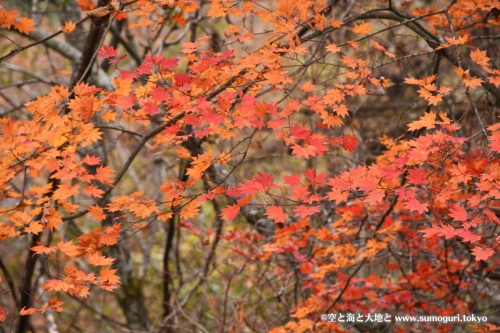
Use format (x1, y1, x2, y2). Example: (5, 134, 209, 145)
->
(320, 112, 343, 128)
(10, 211, 32, 226)
(82, 154, 101, 165)
(87, 252, 115, 266)
(44, 209, 63, 231)
(448, 204, 467, 222)
(471, 246, 495, 261)
(407, 168, 429, 185)
(58, 240, 81, 257)
(327, 188, 349, 204)
(31, 241, 57, 255)
(404, 199, 428, 214)
(76, 0, 95, 10)
(186, 150, 213, 181)
(407, 112, 436, 131)
(115, 93, 137, 109)
(325, 43, 340, 53)
(283, 174, 302, 187)
(463, 76, 484, 89)
(14, 17, 36, 34)
(352, 21, 372, 34)
(293, 205, 320, 218)
(221, 204, 240, 221)
(100, 223, 121, 245)
(97, 45, 117, 59)
(95, 165, 115, 185)
(88, 205, 106, 221)
(291, 144, 317, 159)
(420, 224, 456, 239)
(470, 49, 490, 67)
(0, 9, 19, 29)
(181, 42, 197, 54)
(20, 307, 37, 316)
(333, 104, 349, 117)
(99, 267, 121, 291)
(420, 224, 442, 238)
(265, 206, 288, 223)
(83, 185, 104, 198)
(180, 200, 200, 220)
(62, 21, 76, 34)
(0, 306, 7, 322)
(484, 208, 500, 224)
(298, 82, 315, 92)
(457, 229, 481, 243)
(342, 134, 359, 152)
(329, 19, 343, 28)
(24, 222, 44, 235)
(42, 279, 74, 292)
(40, 298, 64, 313)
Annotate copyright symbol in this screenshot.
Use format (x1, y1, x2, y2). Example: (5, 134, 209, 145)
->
(321, 314, 327, 321)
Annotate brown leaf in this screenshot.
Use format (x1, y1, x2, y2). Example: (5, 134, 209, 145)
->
(86, 0, 120, 19)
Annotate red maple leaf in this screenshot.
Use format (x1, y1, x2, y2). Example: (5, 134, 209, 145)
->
(98, 45, 117, 59)
(0, 305, 7, 322)
(283, 174, 302, 187)
(404, 199, 428, 214)
(457, 229, 481, 243)
(293, 205, 320, 218)
(420, 223, 457, 239)
(471, 246, 495, 261)
(265, 206, 288, 223)
(342, 134, 359, 152)
(448, 204, 467, 222)
(221, 204, 240, 221)
(407, 168, 429, 185)
(484, 208, 500, 224)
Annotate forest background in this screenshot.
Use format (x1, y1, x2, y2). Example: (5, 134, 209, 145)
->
(1, 0, 500, 332)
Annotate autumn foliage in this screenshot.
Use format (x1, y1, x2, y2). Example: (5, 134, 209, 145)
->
(1, 0, 500, 332)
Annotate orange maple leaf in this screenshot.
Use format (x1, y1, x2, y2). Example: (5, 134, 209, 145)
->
(88, 205, 106, 221)
(470, 49, 490, 67)
(83, 185, 104, 198)
(58, 240, 81, 257)
(99, 267, 121, 291)
(95, 165, 115, 185)
(20, 307, 37, 316)
(13, 17, 36, 34)
(352, 21, 372, 34)
(87, 252, 115, 266)
(40, 298, 64, 313)
(44, 209, 63, 231)
(325, 43, 340, 53)
(31, 242, 58, 255)
(329, 19, 343, 28)
(407, 112, 436, 131)
(62, 21, 76, 34)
